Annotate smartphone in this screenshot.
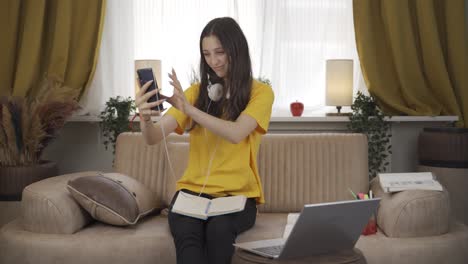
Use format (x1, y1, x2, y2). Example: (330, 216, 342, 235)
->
(136, 68, 165, 111)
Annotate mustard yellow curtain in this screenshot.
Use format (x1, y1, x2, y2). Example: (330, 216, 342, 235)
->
(353, 0, 468, 127)
(0, 0, 106, 98)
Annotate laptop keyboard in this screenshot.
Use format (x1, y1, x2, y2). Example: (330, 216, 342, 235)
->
(252, 245, 284, 256)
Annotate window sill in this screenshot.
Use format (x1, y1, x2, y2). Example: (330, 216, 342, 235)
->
(68, 114, 458, 123)
(271, 115, 458, 122)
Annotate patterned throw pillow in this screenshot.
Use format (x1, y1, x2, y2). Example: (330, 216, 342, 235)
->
(67, 172, 160, 226)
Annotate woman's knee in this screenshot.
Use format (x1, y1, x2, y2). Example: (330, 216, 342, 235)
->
(169, 211, 204, 238)
(206, 216, 236, 241)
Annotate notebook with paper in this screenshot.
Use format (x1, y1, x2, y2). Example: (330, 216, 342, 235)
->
(233, 198, 381, 260)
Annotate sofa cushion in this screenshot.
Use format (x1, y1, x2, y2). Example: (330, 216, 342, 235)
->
(1, 212, 288, 264)
(236, 213, 288, 243)
(67, 172, 160, 226)
(164, 142, 189, 206)
(21, 172, 95, 234)
(371, 178, 450, 238)
(114, 133, 189, 208)
(356, 221, 468, 264)
(0, 215, 177, 264)
(256, 133, 369, 213)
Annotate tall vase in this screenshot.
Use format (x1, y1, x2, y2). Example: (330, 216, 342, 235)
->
(0, 160, 58, 201)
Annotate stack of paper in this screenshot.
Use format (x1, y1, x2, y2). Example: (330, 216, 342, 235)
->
(378, 172, 443, 193)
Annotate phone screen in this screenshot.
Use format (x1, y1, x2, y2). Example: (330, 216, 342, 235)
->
(136, 68, 165, 111)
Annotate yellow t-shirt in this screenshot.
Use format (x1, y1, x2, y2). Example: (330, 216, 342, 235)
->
(165, 80, 274, 204)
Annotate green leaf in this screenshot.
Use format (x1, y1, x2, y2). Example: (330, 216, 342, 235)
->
(348, 91, 392, 180)
(99, 96, 137, 163)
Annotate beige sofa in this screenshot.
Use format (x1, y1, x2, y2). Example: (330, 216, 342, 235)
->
(1, 133, 468, 264)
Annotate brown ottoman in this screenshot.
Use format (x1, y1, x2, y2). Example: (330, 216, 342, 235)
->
(232, 248, 366, 264)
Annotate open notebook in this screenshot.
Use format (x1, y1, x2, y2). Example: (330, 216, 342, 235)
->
(171, 191, 247, 220)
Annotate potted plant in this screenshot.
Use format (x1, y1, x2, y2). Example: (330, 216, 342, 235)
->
(189, 66, 200, 85)
(0, 77, 80, 200)
(347, 91, 392, 180)
(99, 96, 136, 155)
(257, 76, 272, 87)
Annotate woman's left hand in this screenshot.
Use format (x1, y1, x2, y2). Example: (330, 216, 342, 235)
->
(167, 68, 189, 114)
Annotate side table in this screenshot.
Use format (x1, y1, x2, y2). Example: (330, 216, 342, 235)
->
(232, 248, 366, 264)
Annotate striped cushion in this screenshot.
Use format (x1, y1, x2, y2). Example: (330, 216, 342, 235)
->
(21, 172, 95, 234)
(114, 133, 369, 213)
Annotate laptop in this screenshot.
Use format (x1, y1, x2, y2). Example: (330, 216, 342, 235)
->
(233, 198, 380, 260)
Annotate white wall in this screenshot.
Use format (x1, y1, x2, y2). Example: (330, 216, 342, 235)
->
(43, 122, 115, 174)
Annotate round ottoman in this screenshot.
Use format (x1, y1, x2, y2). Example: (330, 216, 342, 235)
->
(232, 248, 366, 264)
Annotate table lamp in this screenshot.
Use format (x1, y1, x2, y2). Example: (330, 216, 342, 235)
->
(325, 59, 353, 116)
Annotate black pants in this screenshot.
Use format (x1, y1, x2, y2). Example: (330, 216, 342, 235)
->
(168, 189, 257, 264)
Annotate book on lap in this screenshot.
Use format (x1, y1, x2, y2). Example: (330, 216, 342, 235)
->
(171, 191, 247, 220)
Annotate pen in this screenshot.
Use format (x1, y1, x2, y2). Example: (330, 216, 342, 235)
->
(348, 188, 358, 200)
(205, 201, 212, 215)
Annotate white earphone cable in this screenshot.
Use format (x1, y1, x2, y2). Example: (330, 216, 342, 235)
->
(158, 115, 177, 194)
(159, 94, 217, 199)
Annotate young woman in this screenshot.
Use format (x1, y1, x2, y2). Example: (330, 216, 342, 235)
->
(136, 17, 274, 264)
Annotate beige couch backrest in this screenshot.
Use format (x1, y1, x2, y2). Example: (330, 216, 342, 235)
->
(114, 132, 368, 213)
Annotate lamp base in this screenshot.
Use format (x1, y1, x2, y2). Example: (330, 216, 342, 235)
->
(326, 112, 352, 116)
(325, 106, 352, 116)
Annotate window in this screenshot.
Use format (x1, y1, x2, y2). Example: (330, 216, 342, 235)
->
(82, 0, 363, 116)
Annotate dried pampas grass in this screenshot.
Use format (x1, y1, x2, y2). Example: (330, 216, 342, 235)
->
(0, 77, 80, 166)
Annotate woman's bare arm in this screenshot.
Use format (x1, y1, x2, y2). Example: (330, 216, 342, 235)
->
(139, 114, 178, 145)
(136, 79, 178, 145)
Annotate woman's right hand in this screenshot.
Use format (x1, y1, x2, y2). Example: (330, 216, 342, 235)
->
(167, 68, 189, 114)
(135, 80, 166, 118)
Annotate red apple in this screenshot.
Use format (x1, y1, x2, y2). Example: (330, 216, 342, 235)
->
(290, 100, 304, 117)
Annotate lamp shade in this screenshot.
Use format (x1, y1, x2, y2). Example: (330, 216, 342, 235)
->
(325, 59, 353, 107)
(135, 60, 162, 93)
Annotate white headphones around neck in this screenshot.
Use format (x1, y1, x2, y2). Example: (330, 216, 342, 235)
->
(207, 75, 229, 102)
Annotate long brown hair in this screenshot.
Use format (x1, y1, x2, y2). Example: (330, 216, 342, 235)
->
(192, 17, 252, 128)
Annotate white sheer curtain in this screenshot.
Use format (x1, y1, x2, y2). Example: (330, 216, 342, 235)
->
(80, 0, 364, 116)
(78, 0, 134, 116)
(257, 0, 364, 113)
(133, 0, 257, 98)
